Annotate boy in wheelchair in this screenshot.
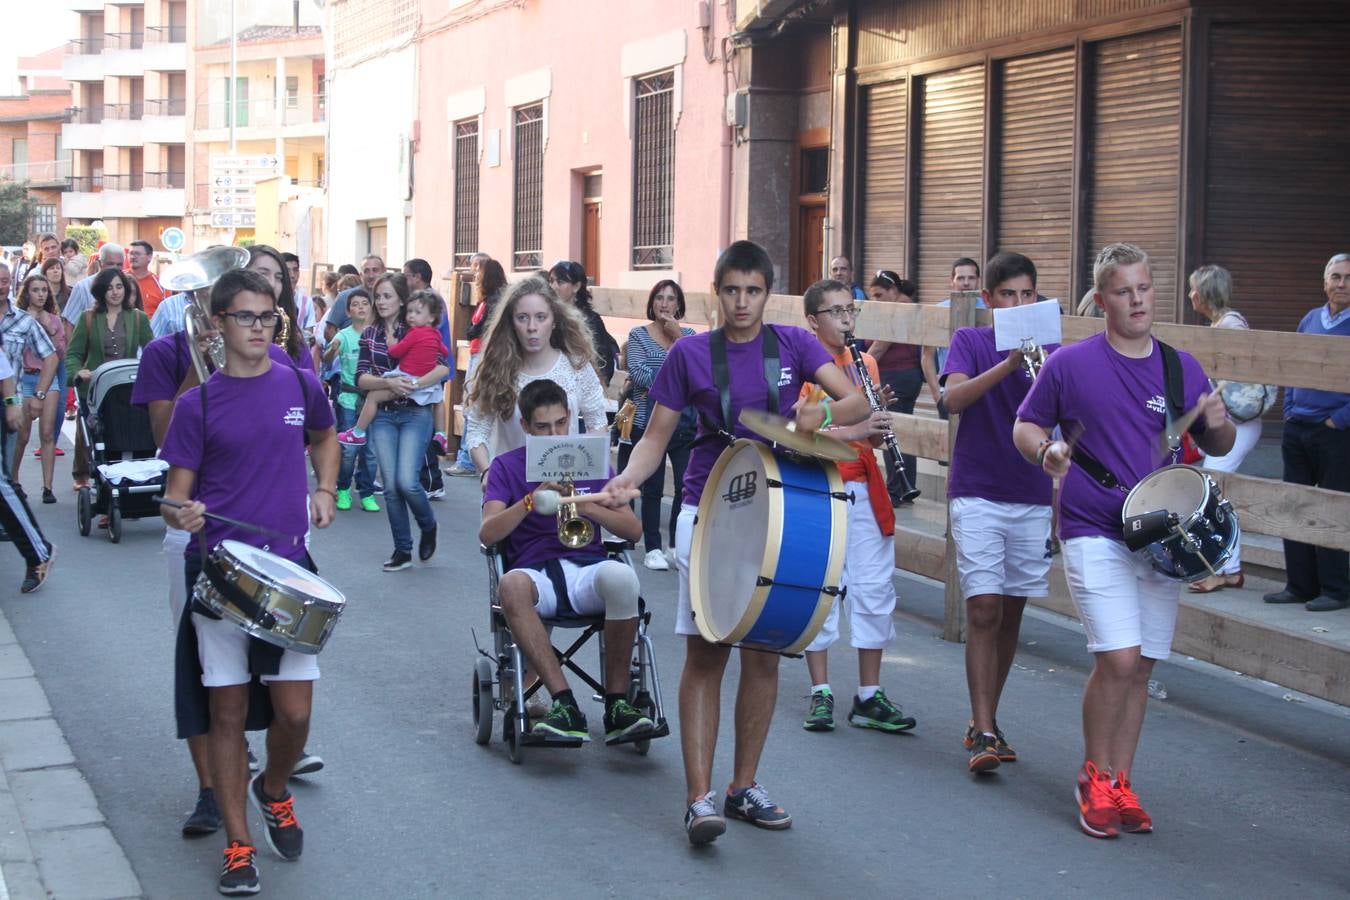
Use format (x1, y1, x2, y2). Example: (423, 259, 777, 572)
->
(480, 379, 654, 744)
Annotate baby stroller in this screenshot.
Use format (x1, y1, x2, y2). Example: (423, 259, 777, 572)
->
(75, 358, 167, 543)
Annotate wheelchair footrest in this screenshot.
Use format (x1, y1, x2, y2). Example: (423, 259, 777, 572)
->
(519, 732, 586, 748)
(603, 719, 670, 747)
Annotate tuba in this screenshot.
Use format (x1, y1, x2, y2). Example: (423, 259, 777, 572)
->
(161, 246, 250, 382)
(556, 478, 596, 549)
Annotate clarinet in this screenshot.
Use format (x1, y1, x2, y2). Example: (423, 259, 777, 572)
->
(844, 332, 921, 503)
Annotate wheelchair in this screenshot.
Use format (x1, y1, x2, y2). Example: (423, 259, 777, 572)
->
(471, 538, 671, 764)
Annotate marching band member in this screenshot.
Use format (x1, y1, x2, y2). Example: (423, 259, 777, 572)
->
(1014, 243, 1234, 839)
(479, 378, 654, 745)
(601, 241, 870, 845)
(798, 279, 917, 735)
(940, 252, 1054, 773)
(160, 269, 339, 895)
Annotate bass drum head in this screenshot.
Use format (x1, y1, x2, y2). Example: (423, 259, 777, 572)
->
(690, 442, 774, 643)
(219, 540, 344, 608)
(1122, 465, 1208, 524)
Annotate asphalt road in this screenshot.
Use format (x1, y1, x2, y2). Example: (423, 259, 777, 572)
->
(2, 461, 1348, 898)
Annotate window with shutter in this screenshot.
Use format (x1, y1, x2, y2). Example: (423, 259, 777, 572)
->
(453, 119, 480, 271)
(512, 104, 544, 271)
(916, 65, 984, 304)
(859, 80, 907, 279)
(632, 70, 675, 270)
(1085, 28, 1182, 321)
(996, 48, 1075, 305)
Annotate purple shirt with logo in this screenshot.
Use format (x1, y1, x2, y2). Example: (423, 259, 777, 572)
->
(131, 331, 303, 410)
(483, 445, 612, 571)
(942, 326, 1054, 506)
(648, 325, 832, 507)
(1016, 333, 1210, 541)
(160, 361, 334, 562)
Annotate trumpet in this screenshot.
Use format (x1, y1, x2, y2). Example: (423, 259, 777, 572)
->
(1019, 338, 1047, 380)
(161, 246, 250, 381)
(844, 331, 920, 503)
(556, 478, 596, 549)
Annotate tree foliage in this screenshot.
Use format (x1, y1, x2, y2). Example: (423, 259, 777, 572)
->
(0, 182, 34, 245)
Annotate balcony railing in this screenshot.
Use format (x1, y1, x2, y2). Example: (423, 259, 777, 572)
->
(0, 159, 74, 186)
(144, 97, 186, 116)
(69, 175, 103, 192)
(194, 95, 326, 130)
(144, 171, 185, 189)
(144, 24, 186, 43)
(100, 173, 144, 191)
(104, 102, 145, 121)
(67, 37, 105, 55)
(104, 31, 145, 50)
(66, 106, 103, 125)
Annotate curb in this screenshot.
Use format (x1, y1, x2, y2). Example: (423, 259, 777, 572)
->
(0, 608, 142, 900)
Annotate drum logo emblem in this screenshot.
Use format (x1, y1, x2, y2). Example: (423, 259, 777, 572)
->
(722, 471, 757, 506)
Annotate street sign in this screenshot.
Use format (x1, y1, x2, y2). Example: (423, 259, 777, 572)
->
(209, 153, 281, 219)
(210, 211, 257, 229)
(209, 154, 279, 171)
(161, 227, 185, 252)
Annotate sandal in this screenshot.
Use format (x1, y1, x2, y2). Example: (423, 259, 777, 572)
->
(1189, 572, 1244, 593)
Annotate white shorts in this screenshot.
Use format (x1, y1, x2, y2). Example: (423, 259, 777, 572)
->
(191, 612, 320, 687)
(512, 558, 626, 620)
(165, 526, 191, 628)
(950, 497, 1052, 600)
(1062, 536, 1181, 660)
(808, 485, 897, 652)
(675, 505, 699, 636)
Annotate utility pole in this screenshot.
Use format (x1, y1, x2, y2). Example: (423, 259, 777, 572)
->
(229, 0, 237, 152)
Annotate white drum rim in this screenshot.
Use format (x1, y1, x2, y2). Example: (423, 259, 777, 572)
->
(217, 539, 345, 606)
(1121, 464, 1210, 532)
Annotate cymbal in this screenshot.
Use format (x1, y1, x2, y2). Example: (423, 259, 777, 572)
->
(738, 409, 859, 462)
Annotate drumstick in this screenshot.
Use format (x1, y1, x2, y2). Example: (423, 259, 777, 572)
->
(531, 488, 640, 515)
(786, 387, 828, 433)
(1158, 385, 1227, 459)
(155, 496, 302, 547)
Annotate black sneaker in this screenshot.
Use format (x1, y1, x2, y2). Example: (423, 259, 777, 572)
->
(382, 550, 413, 572)
(684, 791, 726, 845)
(604, 698, 654, 744)
(41, 488, 55, 504)
(218, 841, 260, 895)
(182, 787, 221, 837)
(803, 688, 835, 731)
(531, 699, 589, 741)
(20, 552, 53, 594)
(724, 782, 792, 830)
(968, 731, 1001, 774)
(291, 749, 324, 777)
(847, 689, 916, 732)
(418, 524, 437, 562)
(248, 774, 303, 861)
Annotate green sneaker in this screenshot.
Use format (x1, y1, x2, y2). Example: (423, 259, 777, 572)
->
(847, 689, 916, 732)
(335, 489, 352, 511)
(803, 688, 834, 731)
(603, 698, 654, 744)
(532, 700, 589, 741)
(360, 495, 380, 512)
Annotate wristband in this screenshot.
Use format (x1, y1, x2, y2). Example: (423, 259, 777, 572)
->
(819, 397, 833, 430)
(2, 395, 20, 407)
(314, 487, 337, 500)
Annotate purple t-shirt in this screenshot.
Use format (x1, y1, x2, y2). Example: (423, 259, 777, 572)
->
(942, 326, 1054, 506)
(131, 331, 304, 410)
(1016, 333, 1210, 541)
(648, 325, 833, 507)
(160, 361, 335, 562)
(482, 445, 612, 571)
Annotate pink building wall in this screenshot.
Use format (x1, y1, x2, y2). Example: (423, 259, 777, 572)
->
(413, 0, 733, 291)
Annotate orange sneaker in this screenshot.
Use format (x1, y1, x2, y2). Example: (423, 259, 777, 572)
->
(1113, 773, 1153, 833)
(1075, 761, 1120, 838)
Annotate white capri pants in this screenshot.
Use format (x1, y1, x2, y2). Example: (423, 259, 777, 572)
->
(1062, 536, 1182, 660)
(675, 505, 700, 636)
(192, 612, 320, 687)
(807, 485, 897, 652)
(950, 497, 1052, 600)
(165, 526, 191, 627)
(511, 558, 634, 620)
(1202, 417, 1261, 575)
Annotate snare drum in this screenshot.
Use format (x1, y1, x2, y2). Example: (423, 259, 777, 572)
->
(1121, 465, 1238, 582)
(689, 440, 849, 654)
(193, 540, 346, 654)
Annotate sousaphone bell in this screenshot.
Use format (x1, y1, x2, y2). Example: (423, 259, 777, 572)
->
(161, 246, 250, 381)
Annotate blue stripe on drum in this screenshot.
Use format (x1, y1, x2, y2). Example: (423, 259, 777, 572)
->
(743, 453, 835, 650)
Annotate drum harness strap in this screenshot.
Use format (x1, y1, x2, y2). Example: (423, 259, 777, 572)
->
(1070, 340, 1186, 493)
(704, 325, 780, 447)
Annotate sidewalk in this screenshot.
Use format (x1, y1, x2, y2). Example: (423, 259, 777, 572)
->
(0, 607, 141, 900)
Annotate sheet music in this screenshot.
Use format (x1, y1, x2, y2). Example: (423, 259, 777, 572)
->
(525, 434, 610, 482)
(993, 299, 1062, 351)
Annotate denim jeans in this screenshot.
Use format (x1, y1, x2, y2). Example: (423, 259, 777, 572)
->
(616, 424, 695, 553)
(453, 351, 481, 470)
(368, 404, 437, 553)
(335, 403, 377, 497)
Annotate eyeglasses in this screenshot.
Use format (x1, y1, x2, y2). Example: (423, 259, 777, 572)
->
(816, 305, 860, 321)
(220, 311, 280, 328)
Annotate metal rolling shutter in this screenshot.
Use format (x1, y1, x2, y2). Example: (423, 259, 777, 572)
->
(860, 79, 908, 278)
(1204, 21, 1350, 334)
(916, 64, 985, 305)
(997, 47, 1075, 306)
(1087, 28, 1182, 322)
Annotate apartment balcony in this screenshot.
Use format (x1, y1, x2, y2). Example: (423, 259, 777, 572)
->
(62, 184, 104, 219)
(193, 95, 326, 141)
(62, 39, 105, 82)
(64, 175, 185, 221)
(61, 110, 103, 152)
(0, 160, 73, 189)
(100, 103, 141, 146)
(103, 34, 148, 78)
(142, 99, 188, 144)
(142, 30, 187, 71)
(67, 0, 106, 11)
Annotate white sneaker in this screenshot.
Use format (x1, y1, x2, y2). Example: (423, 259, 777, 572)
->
(644, 549, 670, 571)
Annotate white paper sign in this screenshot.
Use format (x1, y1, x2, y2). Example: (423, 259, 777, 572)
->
(993, 300, 1062, 351)
(525, 434, 611, 483)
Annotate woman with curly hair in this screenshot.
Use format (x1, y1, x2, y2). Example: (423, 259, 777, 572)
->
(464, 276, 607, 478)
(246, 244, 311, 369)
(13, 274, 68, 499)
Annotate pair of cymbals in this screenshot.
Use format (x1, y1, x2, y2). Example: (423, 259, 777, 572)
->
(738, 409, 858, 462)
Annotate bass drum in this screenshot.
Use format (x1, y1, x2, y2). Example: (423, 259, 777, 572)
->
(689, 440, 849, 654)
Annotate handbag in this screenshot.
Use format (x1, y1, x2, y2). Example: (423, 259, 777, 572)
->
(1212, 312, 1278, 422)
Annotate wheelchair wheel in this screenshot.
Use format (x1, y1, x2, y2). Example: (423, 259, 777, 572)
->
(503, 703, 524, 764)
(76, 487, 92, 537)
(107, 504, 122, 544)
(472, 658, 494, 746)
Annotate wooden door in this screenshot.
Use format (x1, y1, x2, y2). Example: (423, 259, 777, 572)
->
(797, 204, 826, 292)
(582, 201, 601, 280)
